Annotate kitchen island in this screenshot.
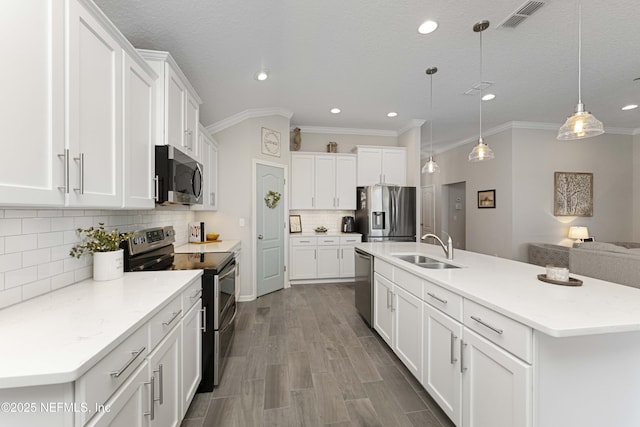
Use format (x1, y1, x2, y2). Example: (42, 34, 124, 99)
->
(356, 241, 640, 427)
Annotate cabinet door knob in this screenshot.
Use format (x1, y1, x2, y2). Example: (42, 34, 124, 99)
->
(258, 234, 263, 240)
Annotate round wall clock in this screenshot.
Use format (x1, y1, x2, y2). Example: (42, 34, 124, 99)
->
(261, 127, 281, 157)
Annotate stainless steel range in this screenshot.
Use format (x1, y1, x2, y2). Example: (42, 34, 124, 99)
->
(122, 226, 236, 391)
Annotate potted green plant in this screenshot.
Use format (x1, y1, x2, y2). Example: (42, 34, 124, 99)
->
(70, 223, 134, 281)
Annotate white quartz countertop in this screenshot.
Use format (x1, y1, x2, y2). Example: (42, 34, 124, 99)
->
(356, 242, 640, 338)
(0, 270, 202, 389)
(175, 239, 241, 253)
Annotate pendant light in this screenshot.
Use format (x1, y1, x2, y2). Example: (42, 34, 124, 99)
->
(468, 20, 495, 162)
(422, 67, 440, 174)
(557, 2, 604, 140)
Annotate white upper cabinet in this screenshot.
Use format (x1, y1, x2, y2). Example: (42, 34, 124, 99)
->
(290, 153, 356, 210)
(191, 125, 218, 211)
(0, 1, 65, 206)
(356, 146, 407, 186)
(290, 154, 315, 210)
(0, 0, 157, 209)
(139, 50, 202, 161)
(123, 53, 156, 208)
(67, 0, 123, 208)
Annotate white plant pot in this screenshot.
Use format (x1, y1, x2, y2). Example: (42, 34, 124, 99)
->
(93, 249, 124, 281)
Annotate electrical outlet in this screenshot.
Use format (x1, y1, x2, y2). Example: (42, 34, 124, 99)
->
(239, 218, 245, 227)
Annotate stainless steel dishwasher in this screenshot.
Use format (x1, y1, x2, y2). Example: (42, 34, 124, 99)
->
(354, 248, 373, 327)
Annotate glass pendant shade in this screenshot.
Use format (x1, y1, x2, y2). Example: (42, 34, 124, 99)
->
(422, 156, 440, 174)
(468, 137, 495, 162)
(557, 103, 604, 140)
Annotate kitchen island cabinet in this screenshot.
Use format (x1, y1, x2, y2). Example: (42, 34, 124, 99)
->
(358, 241, 640, 427)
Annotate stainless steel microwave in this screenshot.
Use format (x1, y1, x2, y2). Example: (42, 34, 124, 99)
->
(155, 145, 203, 205)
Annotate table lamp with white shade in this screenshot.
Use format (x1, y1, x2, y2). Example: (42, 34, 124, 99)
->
(568, 226, 589, 243)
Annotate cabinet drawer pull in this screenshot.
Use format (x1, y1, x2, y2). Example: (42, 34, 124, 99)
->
(299, 240, 311, 243)
(162, 309, 182, 326)
(386, 289, 390, 309)
(450, 333, 458, 365)
(470, 315, 504, 335)
(154, 364, 164, 405)
(57, 149, 70, 194)
(73, 153, 85, 194)
(110, 346, 146, 378)
(144, 375, 155, 420)
(190, 288, 202, 299)
(427, 292, 448, 305)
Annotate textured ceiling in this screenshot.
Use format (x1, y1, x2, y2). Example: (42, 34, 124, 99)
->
(95, 0, 640, 152)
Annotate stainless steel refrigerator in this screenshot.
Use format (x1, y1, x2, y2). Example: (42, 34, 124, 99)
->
(355, 185, 416, 242)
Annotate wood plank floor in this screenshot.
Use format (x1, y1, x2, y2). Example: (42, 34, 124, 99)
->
(181, 283, 455, 427)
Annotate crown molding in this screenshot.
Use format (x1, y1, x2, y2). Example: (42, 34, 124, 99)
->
(206, 108, 294, 134)
(137, 49, 202, 104)
(293, 126, 397, 137)
(398, 119, 427, 136)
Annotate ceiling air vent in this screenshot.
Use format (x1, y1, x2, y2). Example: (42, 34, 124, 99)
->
(498, 1, 546, 29)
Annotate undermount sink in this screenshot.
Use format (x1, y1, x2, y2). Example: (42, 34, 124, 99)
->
(393, 254, 460, 269)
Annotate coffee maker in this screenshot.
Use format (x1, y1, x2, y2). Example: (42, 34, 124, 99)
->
(342, 216, 355, 233)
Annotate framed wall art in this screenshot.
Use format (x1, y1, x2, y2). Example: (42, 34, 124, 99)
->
(554, 172, 593, 217)
(477, 189, 496, 208)
(261, 127, 281, 157)
(289, 215, 302, 233)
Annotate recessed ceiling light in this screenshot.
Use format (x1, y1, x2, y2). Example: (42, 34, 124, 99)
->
(330, 108, 341, 114)
(418, 20, 439, 34)
(387, 112, 398, 118)
(621, 104, 638, 111)
(482, 93, 496, 101)
(255, 70, 269, 81)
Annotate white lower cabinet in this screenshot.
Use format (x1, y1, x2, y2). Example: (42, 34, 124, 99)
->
(393, 285, 423, 379)
(373, 273, 394, 346)
(289, 235, 362, 282)
(180, 301, 202, 417)
(462, 328, 531, 427)
(87, 361, 150, 427)
(423, 303, 463, 426)
(374, 257, 532, 427)
(148, 325, 181, 427)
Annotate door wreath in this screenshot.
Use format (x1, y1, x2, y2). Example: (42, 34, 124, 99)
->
(264, 190, 281, 209)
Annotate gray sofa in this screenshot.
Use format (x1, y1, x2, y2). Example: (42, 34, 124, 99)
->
(528, 242, 640, 288)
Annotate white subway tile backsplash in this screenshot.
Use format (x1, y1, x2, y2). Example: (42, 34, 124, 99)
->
(38, 232, 64, 249)
(5, 234, 38, 254)
(22, 248, 51, 267)
(0, 253, 22, 273)
(51, 217, 74, 232)
(4, 209, 38, 218)
(0, 219, 22, 236)
(51, 272, 75, 291)
(38, 260, 64, 279)
(5, 266, 38, 289)
(22, 218, 52, 234)
(0, 208, 195, 308)
(22, 278, 51, 300)
(37, 210, 63, 217)
(0, 287, 21, 309)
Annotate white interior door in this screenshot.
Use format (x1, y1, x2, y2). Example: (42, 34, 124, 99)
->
(256, 163, 285, 297)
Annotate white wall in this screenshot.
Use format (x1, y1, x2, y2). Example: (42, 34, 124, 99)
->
(199, 114, 291, 301)
(291, 131, 397, 153)
(511, 128, 634, 260)
(423, 124, 636, 263)
(0, 207, 195, 309)
(422, 129, 514, 258)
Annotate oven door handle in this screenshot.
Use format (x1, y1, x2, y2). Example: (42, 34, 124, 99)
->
(219, 306, 237, 334)
(218, 266, 236, 282)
